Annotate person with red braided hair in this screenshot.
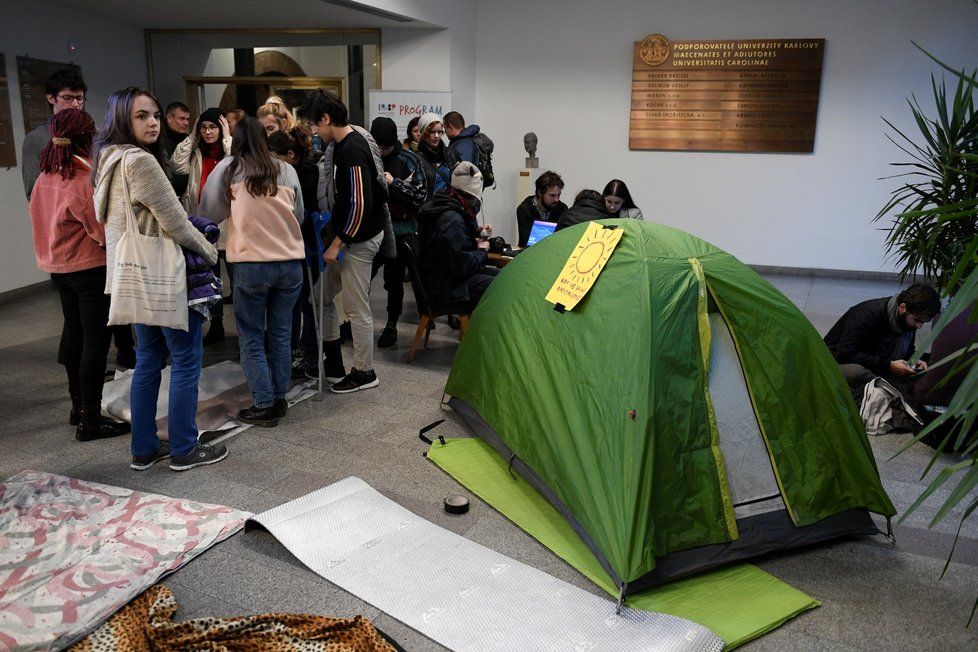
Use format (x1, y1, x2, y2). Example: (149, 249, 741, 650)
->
(28, 108, 130, 441)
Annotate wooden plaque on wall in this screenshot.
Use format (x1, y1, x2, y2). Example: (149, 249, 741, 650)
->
(0, 53, 16, 168)
(630, 35, 825, 153)
(16, 56, 81, 133)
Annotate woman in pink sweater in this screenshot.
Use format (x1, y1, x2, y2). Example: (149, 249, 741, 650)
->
(28, 108, 129, 441)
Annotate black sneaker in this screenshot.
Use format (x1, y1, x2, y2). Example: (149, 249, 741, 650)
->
(131, 443, 171, 471)
(330, 368, 379, 394)
(377, 326, 397, 348)
(237, 404, 279, 427)
(169, 443, 229, 471)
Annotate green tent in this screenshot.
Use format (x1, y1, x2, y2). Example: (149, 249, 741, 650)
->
(445, 219, 895, 599)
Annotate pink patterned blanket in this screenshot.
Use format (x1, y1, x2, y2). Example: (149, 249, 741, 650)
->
(0, 470, 250, 651)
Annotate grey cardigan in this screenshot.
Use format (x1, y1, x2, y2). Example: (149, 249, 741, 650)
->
(94, 145, 217, 294)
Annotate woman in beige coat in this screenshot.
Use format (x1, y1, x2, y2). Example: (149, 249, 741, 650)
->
(92, 86, 227, 473)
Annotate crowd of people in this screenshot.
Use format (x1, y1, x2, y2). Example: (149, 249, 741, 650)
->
(23, 67, 647, 473)
(28, 67, 961, 475)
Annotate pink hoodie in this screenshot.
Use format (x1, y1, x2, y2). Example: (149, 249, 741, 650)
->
(29, 158, 106, 274)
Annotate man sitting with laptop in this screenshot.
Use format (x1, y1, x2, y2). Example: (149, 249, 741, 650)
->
(516, 170, 568, 247)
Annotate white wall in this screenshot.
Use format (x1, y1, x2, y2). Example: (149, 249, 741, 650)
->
(0, 0, 146, 295)
(381, 28, 452, 92)
(474, 0, 978, 272)
(376, 0, 477, 117)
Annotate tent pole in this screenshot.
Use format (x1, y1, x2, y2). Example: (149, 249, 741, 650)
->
(310, 265, 325, 401)
(615, 583, 628, 614)
(885, 516, 896, 545)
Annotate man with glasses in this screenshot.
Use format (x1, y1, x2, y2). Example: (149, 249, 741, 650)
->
(823, 282, 941, 399)
(22, 68, 87, 198)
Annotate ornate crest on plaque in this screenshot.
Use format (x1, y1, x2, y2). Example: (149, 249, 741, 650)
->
(639, 34, 670, 67)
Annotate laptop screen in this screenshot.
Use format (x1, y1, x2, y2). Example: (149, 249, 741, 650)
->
(526, 220, 557, 246)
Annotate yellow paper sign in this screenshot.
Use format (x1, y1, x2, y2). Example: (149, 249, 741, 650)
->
(545, 222, 624, 310)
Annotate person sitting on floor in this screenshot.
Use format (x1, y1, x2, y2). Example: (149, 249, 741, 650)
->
(823, 282, 941, 401)
(555, 189, 612, 231)
(417, 162, 498, 310)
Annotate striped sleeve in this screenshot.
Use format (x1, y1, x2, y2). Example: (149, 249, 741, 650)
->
(343, 165, 367, 238)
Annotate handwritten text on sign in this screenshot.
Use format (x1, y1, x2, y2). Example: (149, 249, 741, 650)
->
(545, 223, 623, 311)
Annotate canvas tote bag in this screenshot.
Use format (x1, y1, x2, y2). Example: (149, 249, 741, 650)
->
(107, 150, 189, 331)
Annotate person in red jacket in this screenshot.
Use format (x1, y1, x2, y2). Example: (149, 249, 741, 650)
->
(28, 108, 130, 441)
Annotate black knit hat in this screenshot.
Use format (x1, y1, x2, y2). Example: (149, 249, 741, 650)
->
(198, 107, 225, 131)
(370, 116, 398, 147)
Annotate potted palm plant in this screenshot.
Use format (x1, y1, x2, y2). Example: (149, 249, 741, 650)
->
(877, 45, 978, 623)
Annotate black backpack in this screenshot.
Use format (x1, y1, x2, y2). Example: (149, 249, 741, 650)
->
(470, 132, 495, 188)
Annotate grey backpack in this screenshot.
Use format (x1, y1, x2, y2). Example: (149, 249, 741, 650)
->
(859, 377, 924, 436)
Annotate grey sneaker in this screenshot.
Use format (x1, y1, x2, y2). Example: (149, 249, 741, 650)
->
(169, 443, 229, 471)
(131, 443, 170, 471)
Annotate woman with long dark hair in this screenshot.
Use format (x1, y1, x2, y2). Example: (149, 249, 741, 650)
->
(199, 117, 305, 427)
(93, 86, 228, 471)
(29, 108, 129, 441)
(602, 179, 644, 220)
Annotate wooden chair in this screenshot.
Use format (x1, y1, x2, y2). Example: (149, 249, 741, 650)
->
(402, 238, 471, 363)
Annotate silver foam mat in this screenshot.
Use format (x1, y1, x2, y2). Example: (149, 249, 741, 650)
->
(249, 476, 724, 652)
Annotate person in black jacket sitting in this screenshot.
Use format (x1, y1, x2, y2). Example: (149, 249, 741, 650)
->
(823, 283, 941, 398)
(555, 189, 611, 231)
(418, 162, 498, 310)
(515, 170, 567, 247)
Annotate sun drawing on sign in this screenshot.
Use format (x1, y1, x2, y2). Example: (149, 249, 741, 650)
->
(566, 227, 617, 287)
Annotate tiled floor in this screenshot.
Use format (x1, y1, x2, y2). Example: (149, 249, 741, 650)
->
(1, 273, 976, 651)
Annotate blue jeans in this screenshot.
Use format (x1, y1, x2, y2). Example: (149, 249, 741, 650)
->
(132, 311, 204, 458)
(232, 261, 303, 408)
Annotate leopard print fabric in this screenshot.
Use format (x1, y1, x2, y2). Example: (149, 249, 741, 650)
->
(69, 585, 396, 651)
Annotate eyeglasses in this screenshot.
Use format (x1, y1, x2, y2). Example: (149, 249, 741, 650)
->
(57, 93, 86, 104)
(199, 125, 219, 132)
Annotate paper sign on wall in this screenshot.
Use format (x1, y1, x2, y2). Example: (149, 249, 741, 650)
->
(367, 89, 453, 141)
(545, 223, 623, 311)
